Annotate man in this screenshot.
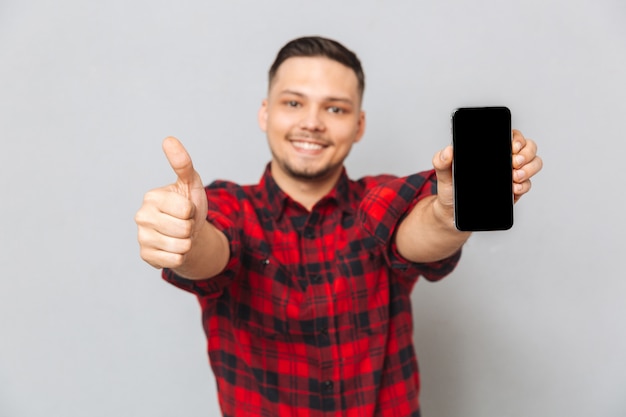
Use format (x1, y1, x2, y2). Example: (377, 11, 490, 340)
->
(135, 36, 542, 416)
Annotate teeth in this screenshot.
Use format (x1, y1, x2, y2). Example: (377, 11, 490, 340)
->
(293, 141, 323, 151)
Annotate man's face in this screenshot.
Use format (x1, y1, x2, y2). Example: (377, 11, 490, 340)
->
(258, 56, 365, 185)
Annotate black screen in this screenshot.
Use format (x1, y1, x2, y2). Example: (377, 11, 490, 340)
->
(452, 107, 513, 231)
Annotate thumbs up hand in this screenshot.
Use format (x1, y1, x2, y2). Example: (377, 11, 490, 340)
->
(135, 137, 215, 273)
(161, 136, 209, 236)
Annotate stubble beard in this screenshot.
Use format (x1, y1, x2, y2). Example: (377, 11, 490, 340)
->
(272, 150, 342, 183)
(271, 131, 345, 183)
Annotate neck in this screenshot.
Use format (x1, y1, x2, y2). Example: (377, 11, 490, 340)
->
(270, 162, 342, 211)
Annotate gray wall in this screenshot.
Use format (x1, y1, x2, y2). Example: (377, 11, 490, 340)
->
(1, 0, 625, 416)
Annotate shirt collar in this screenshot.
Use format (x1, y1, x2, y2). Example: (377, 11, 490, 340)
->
(259, 163, 355, 220)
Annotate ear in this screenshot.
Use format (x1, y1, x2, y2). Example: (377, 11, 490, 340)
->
(258, 99, 269, 132)
(354, 110, 366, 143)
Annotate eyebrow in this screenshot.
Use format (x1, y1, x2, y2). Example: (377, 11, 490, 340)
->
(279, 89, 355, 106)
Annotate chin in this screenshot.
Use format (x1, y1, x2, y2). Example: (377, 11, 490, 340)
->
(284, 163, 337, 182)
(288, 168, 330, 181)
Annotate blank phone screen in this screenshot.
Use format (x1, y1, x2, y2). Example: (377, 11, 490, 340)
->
(452, 107, 513, 231)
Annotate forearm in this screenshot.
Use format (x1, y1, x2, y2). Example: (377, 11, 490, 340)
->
(171, 220, 230, 280)
(395, 195, 470, 263)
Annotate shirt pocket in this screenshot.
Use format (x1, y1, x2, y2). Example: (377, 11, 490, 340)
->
(337, 249, 391, 335)
(230, 247, 312, 338)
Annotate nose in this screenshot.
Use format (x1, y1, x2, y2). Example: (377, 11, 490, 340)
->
(299, 106, 325, 131)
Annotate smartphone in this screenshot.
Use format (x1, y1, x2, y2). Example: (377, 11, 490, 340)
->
(451, 106, 513, 231)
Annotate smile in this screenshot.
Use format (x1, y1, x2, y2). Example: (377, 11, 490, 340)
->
(291, 140, 326, 151)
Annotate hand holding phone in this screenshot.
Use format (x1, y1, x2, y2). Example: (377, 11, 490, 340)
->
(452, 107, 513, 231)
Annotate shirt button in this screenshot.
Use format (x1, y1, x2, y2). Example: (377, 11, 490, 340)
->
(320, 327, 328, 336)
(261, 258, 270, 266)
(312, 274, 322, 282)
(322, 380, 334, 392)
(304, 230, 315, 239)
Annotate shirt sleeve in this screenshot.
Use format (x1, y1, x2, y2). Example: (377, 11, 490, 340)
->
(161, 181, 243, 299)
(357, 170, 462, 285)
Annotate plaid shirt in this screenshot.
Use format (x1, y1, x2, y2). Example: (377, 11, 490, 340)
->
(163, 165, 461, 417)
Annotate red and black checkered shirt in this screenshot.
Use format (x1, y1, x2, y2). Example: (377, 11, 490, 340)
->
(163, 165, 461, 417)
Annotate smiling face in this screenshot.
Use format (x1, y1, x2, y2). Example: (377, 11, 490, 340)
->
(258, 56, 365, 189)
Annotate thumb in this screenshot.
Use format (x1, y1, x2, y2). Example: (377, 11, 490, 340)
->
(162, 136, 197, 186)
(432, 145, 453, 185)
(432, 145, 454, 209)
(162, 136, 208, 226)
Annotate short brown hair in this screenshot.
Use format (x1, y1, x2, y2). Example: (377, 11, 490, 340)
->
(268, 36, 365, 97)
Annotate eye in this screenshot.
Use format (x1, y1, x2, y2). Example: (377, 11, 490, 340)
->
(286, 100, 300, 108)
(327, 106, 344, 114)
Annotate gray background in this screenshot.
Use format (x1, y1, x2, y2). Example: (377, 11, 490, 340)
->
(1, 0, 625, 416)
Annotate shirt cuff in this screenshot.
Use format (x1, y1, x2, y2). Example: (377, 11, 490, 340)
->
(358, 170, 461, 283)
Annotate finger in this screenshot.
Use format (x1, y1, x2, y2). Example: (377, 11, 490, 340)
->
(139, 247, 186, 270)
(142, 189, 195, 220)
(137, 209, 193, 242)
(512, 129, 526, 154)
(432, 145, 454, 210)
(432, 145, 453, 185)
(162, 136, 196, 186)
(154, 234, 193, 255)
(514, 156, 543, 182)
(514, 156, 543, 180)
(514, 179, 532, 199)
(138, 227, 193, 256)
(155, 216, 194, 239)
(137, 218, 194, 268)
(142, 211, 194, 239)
(513, 139, 539, 169)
